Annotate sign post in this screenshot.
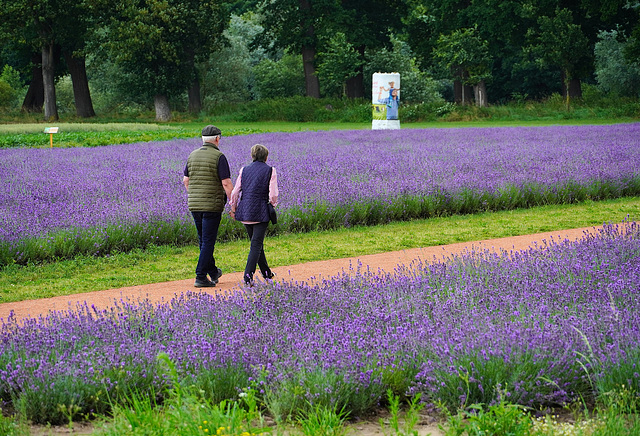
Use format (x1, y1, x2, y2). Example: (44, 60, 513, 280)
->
(372, 72, 400, 130)
(44, 127, 59, 147)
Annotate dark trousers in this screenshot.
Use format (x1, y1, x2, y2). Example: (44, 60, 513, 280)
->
(192, 211, 221, 280)
(243, 221, 271, 282)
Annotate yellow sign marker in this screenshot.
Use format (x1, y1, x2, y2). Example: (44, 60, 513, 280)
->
(44, 127, 59, 147)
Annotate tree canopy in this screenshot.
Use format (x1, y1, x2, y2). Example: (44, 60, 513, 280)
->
(0, 0, 638, 115)
(95, 0, 228, 120)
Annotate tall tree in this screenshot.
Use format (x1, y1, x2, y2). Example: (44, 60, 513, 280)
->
(458, 0, 556, 102)
(330, 0, 408, 98)
(0, 0, 97, 119)
(0, 38, 46, 113)
(257, 0, 407, 98)
(434, 26, 491, 106)
(316, 32, 364, 97)
(182, 0, 228, 113)
(98, 0, 228, 121)
(256, 0, 330, 97)
(595, 29, 640, 97)
(404, 0, 558, 102)
(64, 53, 95, 117)
(60, 9, 97, 119)
(526, 8, 590, 110)
(0, 0, 55, 120)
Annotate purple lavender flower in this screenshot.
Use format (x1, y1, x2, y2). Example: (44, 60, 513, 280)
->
(1, 124, 638, 254)
(1, 223, 638, 418)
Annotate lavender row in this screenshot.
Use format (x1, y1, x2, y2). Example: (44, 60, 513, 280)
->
(1, 223, 638, 423)
(1, 124, 639, 264)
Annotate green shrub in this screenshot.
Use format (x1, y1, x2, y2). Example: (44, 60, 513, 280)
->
(253, 53, 306, 100)
(0, 65, 22, 110)
(0, 80, 15, 108)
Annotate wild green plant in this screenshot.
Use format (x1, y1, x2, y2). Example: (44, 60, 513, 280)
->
(379, 390, 424, 436)
(57, 402, 82, 430)
(592, 408, 640, 436)
(0, 409, 21, 436)
(255, 368, 303, 425)
(189, 365, 252, 405)
(463, 401, 532, 435)
(98, 353, 271, 435)
(597, 384, 639, 416)
(296, 402, 350, 436)
(441, 399, 532, 436)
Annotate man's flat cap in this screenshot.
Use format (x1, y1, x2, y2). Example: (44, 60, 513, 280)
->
(202, 125, 221, 136)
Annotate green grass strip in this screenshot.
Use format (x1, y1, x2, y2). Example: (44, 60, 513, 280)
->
(1, 196, 638, 304)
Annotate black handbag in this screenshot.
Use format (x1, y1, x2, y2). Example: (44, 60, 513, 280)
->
(268, 202, 277, 225)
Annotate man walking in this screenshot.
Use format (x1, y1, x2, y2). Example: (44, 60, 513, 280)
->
(183, 125, 233, 287)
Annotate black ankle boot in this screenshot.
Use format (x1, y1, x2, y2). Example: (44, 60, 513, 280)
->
(262, 270, 275, 280)
(244, 274, 254, 287)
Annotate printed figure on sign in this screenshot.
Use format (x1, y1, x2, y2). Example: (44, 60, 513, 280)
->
(377, 86, 399, 120)
(380, 81, 400, 105)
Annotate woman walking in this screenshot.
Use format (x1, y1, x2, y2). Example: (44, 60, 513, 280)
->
(230, 144, 279, 285)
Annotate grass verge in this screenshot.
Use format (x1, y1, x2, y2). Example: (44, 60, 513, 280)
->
(1, 118, 637, 148)
(1, 196, 638, 303)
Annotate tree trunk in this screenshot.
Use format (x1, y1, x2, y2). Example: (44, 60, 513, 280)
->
(154, 94, 172, 121)
(560, 72, 583, 110)
(64, 51, 96, 118)
(299, 0, 320, 98)
(464, 84, 473, 105)
(188, 77, 202, 113)
(22, 54, 44, 113)
(568, 78, 582, 99)
(474, 80, 488, 107)
(454, 80, 462, 104)
(561, 70, 571, 111)
(453, 79, 473, 105)
(42, 42, 59, 121)
(302, 46, 320, 98)
(345, 74, 364, 98)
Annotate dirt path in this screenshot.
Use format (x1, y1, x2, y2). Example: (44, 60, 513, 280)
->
(0, 226, 600, 323)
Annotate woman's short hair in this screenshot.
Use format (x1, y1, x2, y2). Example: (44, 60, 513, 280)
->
(251, 144, 269, 162)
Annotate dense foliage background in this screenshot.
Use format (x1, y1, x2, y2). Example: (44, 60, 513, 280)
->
(1, 0, 639, 121)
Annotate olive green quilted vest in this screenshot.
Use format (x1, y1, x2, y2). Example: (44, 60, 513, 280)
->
(186, 144, 226, 212)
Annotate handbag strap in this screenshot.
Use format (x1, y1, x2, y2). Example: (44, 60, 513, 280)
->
(267, 167, 272, 203)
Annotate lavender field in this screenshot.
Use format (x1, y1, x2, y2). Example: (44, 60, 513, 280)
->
(1, 123, 639, 265)
(0, 223, 638, 425)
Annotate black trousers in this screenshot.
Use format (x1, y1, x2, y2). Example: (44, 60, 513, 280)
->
(243, 221, 271, 282)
